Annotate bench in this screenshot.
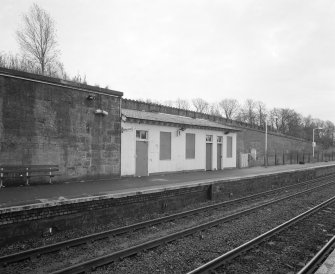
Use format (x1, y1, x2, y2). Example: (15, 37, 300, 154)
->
(0, 165, 59, 188)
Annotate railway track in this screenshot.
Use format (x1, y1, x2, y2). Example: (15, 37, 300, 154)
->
(1, 174, 333, 269)
(298, 235, 335, 274)
(30, 177, 335, 273)
(187, 195, 335, 274)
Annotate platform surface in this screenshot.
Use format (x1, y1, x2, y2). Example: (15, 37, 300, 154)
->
(0, 161, 334, 209)
(315, 248, 335, 274)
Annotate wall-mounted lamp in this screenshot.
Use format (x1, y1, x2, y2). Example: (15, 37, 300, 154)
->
(121, 115, 127, 122)
(224, 130, 230, 135)
(95, 109, 108, 116)
(87, 95, 95, 100)
(179, 127, 186, 131)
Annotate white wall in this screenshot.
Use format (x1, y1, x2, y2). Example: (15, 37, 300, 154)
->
(121, 122, 237, 176)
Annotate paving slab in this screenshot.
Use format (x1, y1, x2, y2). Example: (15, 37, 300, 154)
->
(315, 248, 335, 274)
(0, 161, 334, 209)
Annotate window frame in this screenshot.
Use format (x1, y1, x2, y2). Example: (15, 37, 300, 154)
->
(206, 135, 213, 143)
(136, 130, 148, 141)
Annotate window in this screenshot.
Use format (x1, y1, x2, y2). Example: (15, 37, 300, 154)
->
(136, 130, 148, 140)
(227, 136, 233, 158)
(186, 133, 195, 159)
(217, 136, 223, 143)
(206, 135, 213, 143)
(160, 132, 171, 160)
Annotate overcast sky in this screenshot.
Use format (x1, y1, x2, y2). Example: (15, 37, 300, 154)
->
(1, 0, 334, 123)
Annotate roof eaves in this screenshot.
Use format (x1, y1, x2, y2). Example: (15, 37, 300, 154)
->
(125, 115, 240, 132)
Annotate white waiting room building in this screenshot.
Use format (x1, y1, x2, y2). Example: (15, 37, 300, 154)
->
(121, 109, 239, 176)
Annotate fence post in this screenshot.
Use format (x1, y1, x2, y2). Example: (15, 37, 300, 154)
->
(303, 152, 305, 163)
(49, 167, 53, 184)
(290, 153, 292, 164)
(297, 152, 299, 164)
(0, 168, 3, 188)
(308, 153, 310, 163)
(283, 151, 285, 165)
(26, 167, 30, 186)
(275, 152, 277, 165)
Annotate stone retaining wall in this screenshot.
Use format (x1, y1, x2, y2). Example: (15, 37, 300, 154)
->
(0, 68, 123, 182)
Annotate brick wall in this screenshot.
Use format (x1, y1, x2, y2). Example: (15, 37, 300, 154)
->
(0, 68, 123, 182)
(0, 185, 209, 245)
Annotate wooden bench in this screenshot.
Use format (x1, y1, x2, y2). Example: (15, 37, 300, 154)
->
(0, 165, 59, 188)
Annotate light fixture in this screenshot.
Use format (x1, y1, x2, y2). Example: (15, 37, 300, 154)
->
(87, 95, 95, 100)
(95, 109, 108, 116)
(121, 115, 127, 122)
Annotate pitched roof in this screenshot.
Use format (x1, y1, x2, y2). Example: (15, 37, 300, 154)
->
(122, 109, 240, 132)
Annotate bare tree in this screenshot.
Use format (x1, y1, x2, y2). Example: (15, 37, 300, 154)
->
(323, 120, 335, 147)
(162, 100, 174, 107)
(208, 103, 221, 116)
(269, 108, 280, 129)
(219, 98, 240, 120)
(0, 52, 38, 72)
(174, 98, 190, 110)
(237, 99, 257, 125)
(255, 101, 267, 127)
(16, 3, 59, 75)
(192, 98, 209, 113)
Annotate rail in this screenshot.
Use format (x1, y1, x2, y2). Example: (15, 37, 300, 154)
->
(1, 174, 334, 267)
(187, 196, 335, 274)
(49, 177, 335, 273)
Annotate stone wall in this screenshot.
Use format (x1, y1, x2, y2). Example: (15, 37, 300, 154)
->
(237, 126, 311, 156)
(0, 68, 123, 182)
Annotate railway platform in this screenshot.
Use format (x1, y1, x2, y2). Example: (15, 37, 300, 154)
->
(0, 161, 334, 209)
(315, 247, 335, 274)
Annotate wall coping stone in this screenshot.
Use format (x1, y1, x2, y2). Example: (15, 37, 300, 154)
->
(0, 67, 123, 97)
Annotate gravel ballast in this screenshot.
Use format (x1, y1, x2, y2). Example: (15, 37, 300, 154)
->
(2, 179, 335, 273)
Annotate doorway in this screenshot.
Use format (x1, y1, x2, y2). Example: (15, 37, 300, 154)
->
(217, 143, 222, 170)
(217, 136, 223, 170)
(135, 141, 148, 176)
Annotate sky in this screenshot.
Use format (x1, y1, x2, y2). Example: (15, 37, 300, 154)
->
(1, 0, 335, 123)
